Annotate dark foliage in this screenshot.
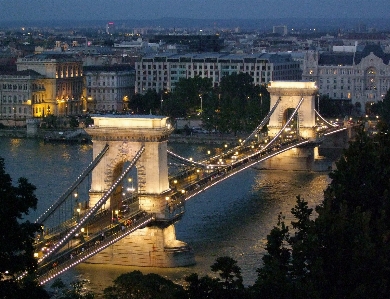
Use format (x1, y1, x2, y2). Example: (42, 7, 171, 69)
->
(0, 157, 49, 298)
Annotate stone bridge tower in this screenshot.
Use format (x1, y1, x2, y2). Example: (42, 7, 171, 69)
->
(267, 81, 317, 139)
(260, 81, 332, 171)
(84, 115, 195, 267)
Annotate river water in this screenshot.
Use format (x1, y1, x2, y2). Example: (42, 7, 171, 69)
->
(0, 137, 330, 296)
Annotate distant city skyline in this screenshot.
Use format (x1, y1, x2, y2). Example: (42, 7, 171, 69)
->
(0, 0, 389, 22)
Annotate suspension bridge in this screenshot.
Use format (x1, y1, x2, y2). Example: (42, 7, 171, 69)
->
(31, 81, 349, 284)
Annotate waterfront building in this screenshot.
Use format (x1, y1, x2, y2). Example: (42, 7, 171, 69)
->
(15, 52, 85, 117)
(303, 44, 390, 108)
(83, 65, 135, 112)
(0, 70, 41, 120)
(135, 52, 301, 94)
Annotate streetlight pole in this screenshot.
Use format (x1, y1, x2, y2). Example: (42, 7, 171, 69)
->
(259, 93, 263, 118)
(199, 94, 203, 114)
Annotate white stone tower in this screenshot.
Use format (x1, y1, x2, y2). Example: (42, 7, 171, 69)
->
(84, 115, 195, 267)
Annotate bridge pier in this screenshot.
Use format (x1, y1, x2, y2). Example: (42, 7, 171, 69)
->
(262, 81, 335, 171)
(86, 224, 194, 267)
(85, 115, 195, 268)
(26, 118, 40, 137)
(258, 145, 333, 171)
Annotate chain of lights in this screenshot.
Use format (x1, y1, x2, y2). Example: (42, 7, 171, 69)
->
(38, 146, 145, 264)
(243, 96, 282, 145)
(38, 215, 153, 285)
(35, 144, 110, 224)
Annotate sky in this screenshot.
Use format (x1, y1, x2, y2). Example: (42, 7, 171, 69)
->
(0, 0, 389, 22)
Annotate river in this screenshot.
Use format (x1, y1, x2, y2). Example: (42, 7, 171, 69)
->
(0, 137, 330, 296)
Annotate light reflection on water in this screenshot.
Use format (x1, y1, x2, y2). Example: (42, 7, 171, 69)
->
(0, 137, 330, 296)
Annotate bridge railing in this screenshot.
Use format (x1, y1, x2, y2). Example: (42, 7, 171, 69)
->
(37, 211, 154, 285)
(174, 138, 311, 202)
(38, 146, 145, 264)
(243, 96, 282, 145)
(35, 143, 109, 225)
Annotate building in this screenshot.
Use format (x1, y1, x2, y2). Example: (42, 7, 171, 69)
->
(135, 52, 302, 94)
(273, 25, 288, 36)
(303, 44, 390, 108)
(148, 35, 224, 53)
(83, 65, 135, 112)
(0, 70, 41, 120)
(16, 52, 85, 117)
(106, 22, 115, 35)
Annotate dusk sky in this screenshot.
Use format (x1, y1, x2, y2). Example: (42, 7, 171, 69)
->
(0, 0, 389, 22)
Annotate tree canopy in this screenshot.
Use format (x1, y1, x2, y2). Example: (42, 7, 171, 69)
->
(103, 270, 185, 299)
(129, 74, 270, 134)
(0, 157, 49, 298)
(252, 126, 390, 298)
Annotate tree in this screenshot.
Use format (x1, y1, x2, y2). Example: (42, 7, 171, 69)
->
(252, 127, 390, 299)
(69, 116, 79, 128)
(185, 257, 246, 299)
(379, 88, 390, 126)
(216, 73, 266, 134)
(210, 256, 244, 292)
(84, 115, 94, 128)
(171, 76, 213, 116)
(129, 90, 160, 115)
(311, 127, 390, 298)
(46, 114, 59, 128)
(210, 256, 245, 299)
(184, 273, 220, 299)
(50, 278, 95, 299)
(252, 213, 293, 299)
(103, 270, 185, 299)
(0, 157, 49, 298)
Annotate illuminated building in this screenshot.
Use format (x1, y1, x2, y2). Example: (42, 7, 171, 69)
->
(303, 44, 390, 108)
(0, 70, 39, 119)
(16, 53, 85, 117)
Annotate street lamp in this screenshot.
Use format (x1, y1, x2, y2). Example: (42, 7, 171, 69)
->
(259, 93, 263, 117)
(160, 90, 167, 112)
(128, 177, 134, 191)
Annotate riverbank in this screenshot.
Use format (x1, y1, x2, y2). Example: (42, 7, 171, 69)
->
(0, 128, 247, 145)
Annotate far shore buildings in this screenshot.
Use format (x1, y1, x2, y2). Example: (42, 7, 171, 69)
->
(83, 65, 135, 112)
(303, 44, 390, 109)
(1, 52, 85, 120)
(135, 52, 302, 94)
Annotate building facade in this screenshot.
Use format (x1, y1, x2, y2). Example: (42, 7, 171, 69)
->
(84, 65, 135, 112)
(135, 52, 302, 94)
(303, 44, 390, 108)
(16, 53, 85, 117)
(0, 70, 41, 120)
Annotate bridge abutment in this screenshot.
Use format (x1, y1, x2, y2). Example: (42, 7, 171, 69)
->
(258, 145, 333, 171)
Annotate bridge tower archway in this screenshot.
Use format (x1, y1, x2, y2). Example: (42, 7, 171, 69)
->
(86, 115, 172, 218)
(260, 81, 325, 171)
(267, 81, 318, 139)
(84, 115, 195, 267)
